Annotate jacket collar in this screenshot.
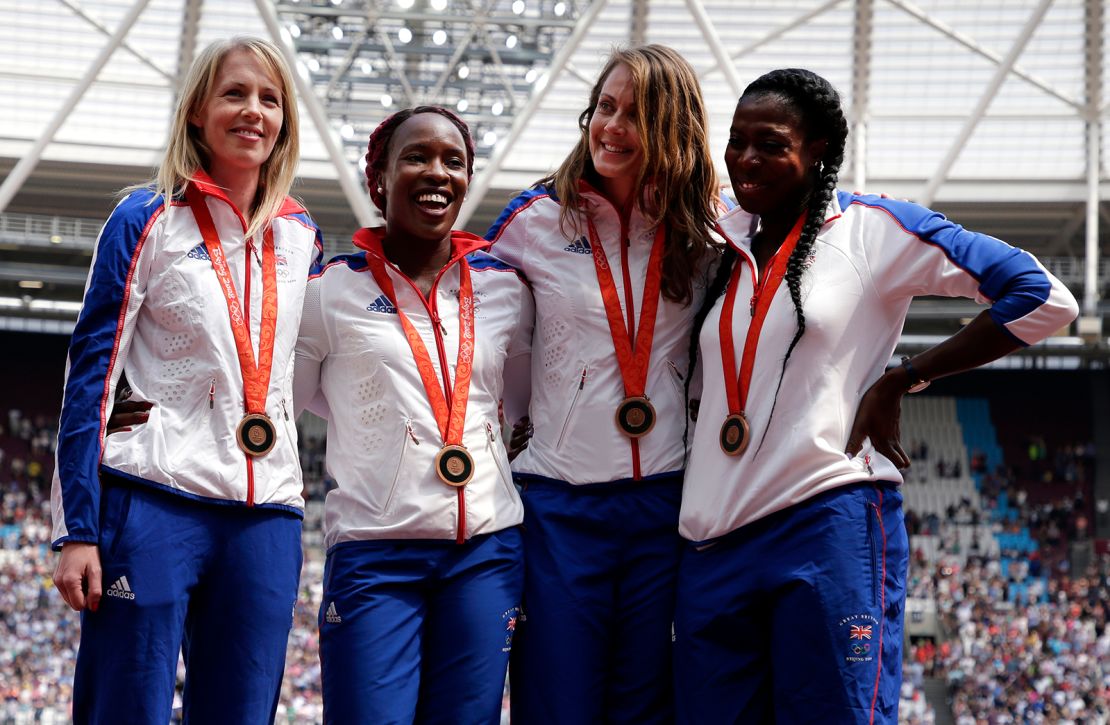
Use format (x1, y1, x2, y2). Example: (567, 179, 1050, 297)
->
(714, 191, 843, 253)
(352, 226, 491, 266)
(188, 169, 306, 219)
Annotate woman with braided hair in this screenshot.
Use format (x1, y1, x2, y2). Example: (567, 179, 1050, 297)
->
(293, 106, 533, 722)
(673, 68, 1078, 723)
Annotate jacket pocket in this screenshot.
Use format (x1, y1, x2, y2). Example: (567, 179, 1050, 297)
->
(381, 419, 418, 514)
(555, 362, 589, 451)
(486, 421, 516, 499)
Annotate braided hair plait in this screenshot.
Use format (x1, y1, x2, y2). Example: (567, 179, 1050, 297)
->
(741, 69, 848, 452)
(364, 105, 476, 213)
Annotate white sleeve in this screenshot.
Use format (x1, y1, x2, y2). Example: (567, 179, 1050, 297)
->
(501, 281, 535, 426)
(293, 275, 329, 418)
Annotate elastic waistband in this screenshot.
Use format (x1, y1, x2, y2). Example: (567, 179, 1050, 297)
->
(688, 480, 900, 548)
(513, 470, 683, 495)
(100, 466, 304, 519)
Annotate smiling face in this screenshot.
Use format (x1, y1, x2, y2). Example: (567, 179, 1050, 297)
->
(189, 48, 284, 192)
(587, 63, 643, 207)
(379, 112, 470, 246)
(724, 93, 827, 221)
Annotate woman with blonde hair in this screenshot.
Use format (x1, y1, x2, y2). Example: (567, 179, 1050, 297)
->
(485, 44, 720, 723)
(51, 36, 322, 723)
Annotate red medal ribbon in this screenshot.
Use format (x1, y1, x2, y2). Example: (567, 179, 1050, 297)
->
(586, 219, 665, 399)
(186, 185, 277, 417)
(365, 249, 475, 448)
(719, 213, 806, 418)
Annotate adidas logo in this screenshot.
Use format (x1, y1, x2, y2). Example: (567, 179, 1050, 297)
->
(325, 601, 342, 624)
(563, 236, 592, 255)
(366, 294, 397, 314)
(186, 243, 210, 261)
(106, 575, 135, 600)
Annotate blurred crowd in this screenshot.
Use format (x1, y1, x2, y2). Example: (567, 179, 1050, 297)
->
(0, 407, 1104, 724)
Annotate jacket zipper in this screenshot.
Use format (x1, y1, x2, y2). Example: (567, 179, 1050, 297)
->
(666, 359, 685, 398)
(485, 421, 515, 497)
(383, 256, 468, 544)
(244, 236, 255, 507)
(556, 363, 589, 450)
(382, 419, 418, 514)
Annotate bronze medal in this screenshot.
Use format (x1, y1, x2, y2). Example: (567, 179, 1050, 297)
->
(616, 396, 656, 438)
(236, 413, 276, 457)
(719, 412, 750, 456)
(435, 444, 475, 487)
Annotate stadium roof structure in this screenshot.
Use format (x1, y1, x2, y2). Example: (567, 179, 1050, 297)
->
(0, 0, 1107, 364)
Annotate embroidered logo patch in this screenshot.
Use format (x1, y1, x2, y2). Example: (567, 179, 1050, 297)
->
(838, 614, 878, 664)
(501, 606, 522, 652)
(563, 236, 592, 255)
(187, 243, 210, 261)
(366, 294, 397, 314)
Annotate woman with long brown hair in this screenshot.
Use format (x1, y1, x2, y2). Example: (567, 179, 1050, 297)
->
(485, 44, 720, 723)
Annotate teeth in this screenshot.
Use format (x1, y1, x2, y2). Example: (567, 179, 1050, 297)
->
(602, 143, 627, 154)
(417, 193, 448, 205)
(234, 129, 262, 138)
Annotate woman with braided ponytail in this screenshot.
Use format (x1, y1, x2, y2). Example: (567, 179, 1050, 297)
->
(673, 68, 1078, 723)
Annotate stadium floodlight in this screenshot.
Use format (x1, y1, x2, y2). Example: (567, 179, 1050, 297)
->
(273, 0, 587, 163)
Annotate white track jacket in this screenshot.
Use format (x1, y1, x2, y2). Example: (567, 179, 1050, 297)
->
(485, 185, 714, 484)
(294, 229, 533, 549)
(680, 192, 1079, 543)
(51, 174, 323, 549)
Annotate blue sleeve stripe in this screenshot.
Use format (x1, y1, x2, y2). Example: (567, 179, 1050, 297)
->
(466, 250, 517, 272)
(849, 197, 1053, 329)
(56, 191, 163, 542)
(484, 187, 550, 243)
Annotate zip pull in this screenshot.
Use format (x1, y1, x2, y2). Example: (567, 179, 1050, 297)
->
(749, 294, 757, 317)
(282, 399, 290, 421)
(578, 365, 588, 390)
(405, 419, 420, 445)
(208, 378, 216, 409)
(433, 314, 447, 337)
(485, 421, 497, 442)
(864, 454, 874, 476)
(667, 360, 685, 381)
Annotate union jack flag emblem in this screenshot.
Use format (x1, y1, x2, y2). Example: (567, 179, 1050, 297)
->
(849, 625, 873, 640)
(507, 617, 517, 632)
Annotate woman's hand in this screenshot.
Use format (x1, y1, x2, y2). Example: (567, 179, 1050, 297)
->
(845, 371, 910, 469)
(106, 399, 154, 435)
(53, 543, 102, 612)
(507, 416, 533, 462)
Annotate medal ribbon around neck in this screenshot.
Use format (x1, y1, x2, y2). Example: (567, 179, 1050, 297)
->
(186, 185, 277, 419)
(365, 254, 475, 449)
(585, 218, 665, 401)
(719, 213, 807, 429)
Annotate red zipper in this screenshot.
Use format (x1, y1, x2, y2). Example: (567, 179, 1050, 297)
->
(384, 254, 468, 543)
(244, 237, 255, 507)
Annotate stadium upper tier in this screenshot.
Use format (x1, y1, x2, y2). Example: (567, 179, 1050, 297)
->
(0, 0, 1107, 343)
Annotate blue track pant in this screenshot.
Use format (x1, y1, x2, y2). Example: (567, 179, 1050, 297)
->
(674, 482, 908, 724)
(72, 481, 302, 725)
(319, 528, 523, 725)
(510, 473, 683, 725)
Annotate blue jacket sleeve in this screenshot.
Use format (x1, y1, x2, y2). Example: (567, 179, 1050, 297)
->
(51, 191, 163, 549)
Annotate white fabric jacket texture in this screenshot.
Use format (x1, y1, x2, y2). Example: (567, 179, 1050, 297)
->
(51, 173, 323, 548)
(294, 229, 533, 549)
(485, 184, 714, 484)
(680, 192, 1080, 543)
